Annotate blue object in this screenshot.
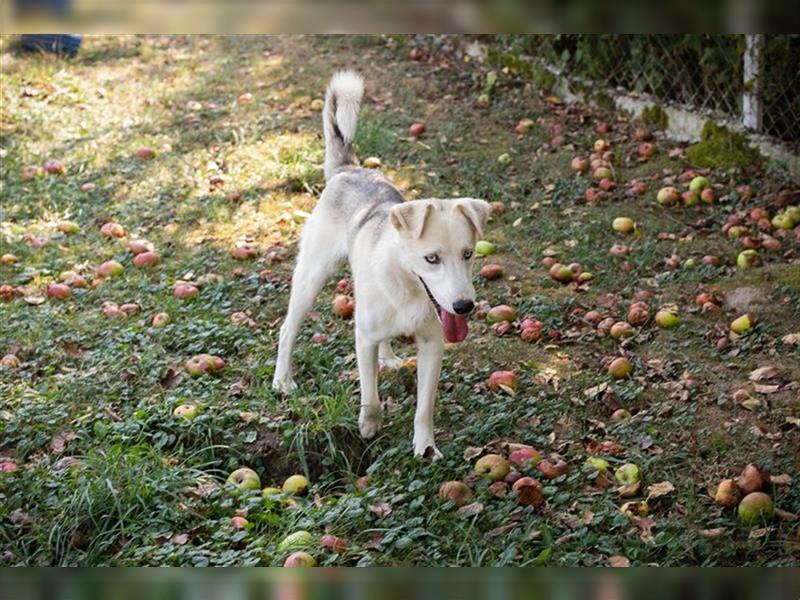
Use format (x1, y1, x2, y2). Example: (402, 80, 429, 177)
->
(20, 34, 82, 57)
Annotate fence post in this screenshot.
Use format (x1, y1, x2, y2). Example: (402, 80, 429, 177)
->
(742, 34, 763, 132)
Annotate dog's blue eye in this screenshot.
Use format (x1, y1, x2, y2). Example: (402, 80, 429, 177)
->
(425, 254, 440, 264)
(463, 250, 473, 260)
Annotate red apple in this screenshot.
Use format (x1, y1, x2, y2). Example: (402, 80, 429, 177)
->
(100, 222, 125, 238)
(408, 122, 426, 137)
(128, 239, 154, 255)
(173, 283, 199, 299)
(512, 477, 545, 507)
(480, 264, 504, 280)
(608, 357, 633, 379)
(133, 251, 160, 267)
(47, 283, 71, 300)
(537, 457, 568, 479)
(332, 294, 355, 318)
(509, 447, 542, 469)
(488, 370, 517, 393)
(96, 260, 124, 278)
(571, 157, 589, 173)
(438, 481, 473, 507)
(135, 147, 156, 160)
(319, 534, 349, 553)
(44, 160, 65, 174)
(487, 305, 516, 323)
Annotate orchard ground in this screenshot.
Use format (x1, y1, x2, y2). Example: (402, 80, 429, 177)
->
(1, 35, 799, 566)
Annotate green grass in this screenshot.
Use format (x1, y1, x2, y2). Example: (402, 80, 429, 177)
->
(1, 35, 799, 567)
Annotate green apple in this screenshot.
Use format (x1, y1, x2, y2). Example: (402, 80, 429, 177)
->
(737, 492, 774, 525)
(614, 463, 640, 486)
(278, 530, 313, 553)
(730, 313, 754, 334)
(654, 309, 679, 329)
(226, 467, 261, 492)
(172, 404, 198, 419)
(474, 454, 510, 481)
(612, 217, 635, 234)
(282, 474, 309, 495)
(736, 249, 762, 270)
(475, 240, 495, 257)
(585, 457, 609, 472)
(688, 176, 710, 192)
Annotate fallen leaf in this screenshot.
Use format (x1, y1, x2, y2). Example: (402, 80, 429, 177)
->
(368, 503, 392, 518)
(51, 430, 77, 453)
(160, 367, 182, 389)
(740, 398, 762, 411)
(775, 509, 798, 522)
(698, 528, 726, 539)
(630, 515, 655, 543)
(457, 501, 484, 518)
(617, 481, 641, 498)
(171, 533, 189, 545)
(647, 481, 675, 499)
(608, 555, 630, 567)
(770, 473, 792, 486)
(24, 295, 46, 305)
(748, 527, 770, 540)
(749, 365, 779, 381)
(753, 383, 780, 394)
(463, 446, 483, 461)
(781, 333, 800, 346)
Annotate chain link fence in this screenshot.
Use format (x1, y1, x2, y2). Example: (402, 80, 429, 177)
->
(493, 35, 800, 150)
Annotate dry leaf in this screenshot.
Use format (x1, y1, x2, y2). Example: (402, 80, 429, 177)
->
(740, 398, 762, 411)
(51, 430, 77, 453)
(171, 533, 189, 545)
(749, 365, 779, 381)
(748, 527, 770, 540)
(630, 515, 655, 544)
(781, 333, 800, 346)
(753, 383, 780, 394)
(617, 481, 641, 498)
(608, 555, 630, 567)
(775, 509, 798, 522)
(457, 501, 484, 518)
(647, 481, 675, 499)
(463, 446, 484, 461)
(698, 528, 726, 539)
(24, 295, 46, 305)
(770, 473, 792, 486)
(368, 503, 392, 518)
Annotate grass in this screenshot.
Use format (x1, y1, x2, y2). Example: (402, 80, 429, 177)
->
(1, 35, 799, 567)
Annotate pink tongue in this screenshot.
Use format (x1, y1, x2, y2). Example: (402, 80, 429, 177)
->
(440, 309, 468, 343)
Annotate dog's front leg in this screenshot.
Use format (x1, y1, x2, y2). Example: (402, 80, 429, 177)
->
(356, 329, 382, 439)
(413, 333, 444, 459)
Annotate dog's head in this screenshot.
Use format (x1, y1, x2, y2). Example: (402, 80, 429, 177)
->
(389, 198, 490, 342)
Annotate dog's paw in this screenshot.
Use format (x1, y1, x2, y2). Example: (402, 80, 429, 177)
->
(413, 439, 442, 460)
(272, 375, 297, 395)
(359, 405, 383, 439)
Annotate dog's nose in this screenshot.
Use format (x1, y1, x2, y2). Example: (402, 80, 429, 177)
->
(452, 299, 474, 315)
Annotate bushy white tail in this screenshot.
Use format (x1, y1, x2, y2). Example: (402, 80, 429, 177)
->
(323, 70, 364, 181)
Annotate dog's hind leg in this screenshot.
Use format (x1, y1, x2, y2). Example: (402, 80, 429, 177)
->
(273, 216, 345, 394)
(356, 329, 382, 438)
(378, 340, 403, 370)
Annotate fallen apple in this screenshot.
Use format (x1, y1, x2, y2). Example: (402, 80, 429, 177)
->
(737, 492, 774, 525)
(186, 354, 225, 376)
(474, 454, 510, 481)
(688, 176, 710, 192)
(608, 357, 633, 379)
(332, 294, 355, 318)
(128, 239, 154, 255)
(594, 139, 610, 152)
(96, 260, 124, 278)
(571, 157, 589, 173)
(1, 354, 21, 368)
(627, 181, 648, 196)
(480, 264, 504, 280)
(135, 147, 156, 160)
(620, 501, 649, 518)
(592, 166, 613, 181)
(627, 303, 650, 326)
(487, 305, 516, 323)
(262, 487, 282, 499)
(736, 249, 762, 270)
(475, 240, 495, 257)
(772, 213, 794, 230)
(585, 457, 610, 472)
(57, 221, 80, 235)
(226, 467, 261, 492)
(736, 463, 768, 495)
(283, 551, 316, 567)
(612, 217, 635, 234)
(133, 251, 160, 267)
(488, 370, 517, 393)
(438, 481, 473, 506)
(730, 313, 755, 335)
(656, 187, 680, 206)
(714, 478, 741, 508)
(497, 153, 512, 165)
(548, 263, 573, 283)
(702, 255, 721, 267)
(408, 122, 426, 137)
(173, 404, 199, 420)
(44, 160, 65, 175)
(700, 188, 715, 204)
(152, 312, 170, 327)
(282, 474, 309, 495)
(319, 534, 348, 553)
(232, 245, 258, 260)
(610, 322, 634, 339)
(637, 142, 656, 158)
(514, 118, 534, 134)
(614, 463, 640, 486)
(0, 254, 18, 265)
(512, 477, 544, 507)
(47, 283, 71, 300)
(100, 222, 125, 238)
(654, 309, 679, 329)
(231, 516, 248, 530)
(278, 530, 313, 553)
(362, 156, 381, 169)
(537, 457, 568, 480)
(509, 447, 542, 469)
(682, 191, 699, 206)
(173, 283, 199, 299)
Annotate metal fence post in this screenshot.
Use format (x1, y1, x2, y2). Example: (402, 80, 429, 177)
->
(742, 34, 764, 132)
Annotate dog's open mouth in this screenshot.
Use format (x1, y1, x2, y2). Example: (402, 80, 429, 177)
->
(418, 277, 468, 343)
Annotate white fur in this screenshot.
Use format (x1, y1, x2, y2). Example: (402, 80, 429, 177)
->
(273, 72, 490, 459)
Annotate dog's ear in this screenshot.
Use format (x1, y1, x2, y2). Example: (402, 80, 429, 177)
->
(453, 198, 491, 237)
(390, 201, 433, 239)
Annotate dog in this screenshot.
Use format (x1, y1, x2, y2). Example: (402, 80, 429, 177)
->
(272, 71, 490, 458)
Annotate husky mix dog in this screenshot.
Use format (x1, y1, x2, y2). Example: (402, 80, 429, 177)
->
(273, 71, 490, 458)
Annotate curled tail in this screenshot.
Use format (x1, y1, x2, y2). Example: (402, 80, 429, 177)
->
(323, 70, 364, 181)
